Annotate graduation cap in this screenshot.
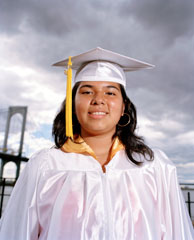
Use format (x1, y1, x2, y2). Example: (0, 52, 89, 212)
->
(53, 47, 154, 138)
(53, 47, 154, 88)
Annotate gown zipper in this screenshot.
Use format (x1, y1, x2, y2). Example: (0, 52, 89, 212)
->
(101, 167, 112, 240)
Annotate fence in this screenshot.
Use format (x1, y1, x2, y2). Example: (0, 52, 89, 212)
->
(0, 178, 16, 217)
(180, 183, 194, 224)
(0, 178, 194, 223)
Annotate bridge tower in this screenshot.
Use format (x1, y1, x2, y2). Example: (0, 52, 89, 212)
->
(0, 106, 28, 179)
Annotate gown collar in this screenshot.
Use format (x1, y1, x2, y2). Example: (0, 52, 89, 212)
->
(61, 136, 124, 161)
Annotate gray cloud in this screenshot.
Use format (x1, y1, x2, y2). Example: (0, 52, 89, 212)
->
(0, 0, 82, 35)
(119, 0, 194, 45)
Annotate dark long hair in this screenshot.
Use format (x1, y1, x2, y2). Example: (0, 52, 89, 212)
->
(52, 82, 154, 165)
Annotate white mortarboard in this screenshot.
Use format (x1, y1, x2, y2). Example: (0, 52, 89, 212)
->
(53, 47, 154, 88)
(52, 47, 154, 138)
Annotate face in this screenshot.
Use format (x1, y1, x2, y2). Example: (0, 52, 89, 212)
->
(75, 81, 125, 137)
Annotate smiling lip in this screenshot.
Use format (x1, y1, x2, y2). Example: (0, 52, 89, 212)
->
(88, 111, 107, 119)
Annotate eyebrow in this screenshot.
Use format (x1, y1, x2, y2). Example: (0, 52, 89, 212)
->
(79, 84, 120, 91)
(79, 84, 93, 89)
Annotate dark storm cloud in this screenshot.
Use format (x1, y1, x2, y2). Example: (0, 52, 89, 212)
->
(0, 0, 81, 35)
(0, 0, 111, 37)
(0, 0, 117, 68)
(119, 0, 194, 44)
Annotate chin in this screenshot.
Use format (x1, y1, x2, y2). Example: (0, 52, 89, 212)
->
(82, 127, 116, 137)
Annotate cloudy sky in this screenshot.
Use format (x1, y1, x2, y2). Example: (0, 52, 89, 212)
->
(0, 0, 194, 182)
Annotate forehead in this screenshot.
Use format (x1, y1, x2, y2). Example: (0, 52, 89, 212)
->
(78, 81, 121, 89)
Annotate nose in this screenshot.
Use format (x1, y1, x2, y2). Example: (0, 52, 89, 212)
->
(91, 92, 105, 105)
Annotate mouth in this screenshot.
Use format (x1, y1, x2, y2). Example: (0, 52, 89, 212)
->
(88, 111, 107, 118)
(89, 111, 107, 115)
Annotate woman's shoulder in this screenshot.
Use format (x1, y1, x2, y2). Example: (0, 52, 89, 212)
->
(30, 147, 60, 157)
(28, 147, 66, 166)
(152, 148, 176, 168)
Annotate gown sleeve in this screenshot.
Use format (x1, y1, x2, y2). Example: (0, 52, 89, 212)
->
(156, 150, 194, 240)
(0, 149, 47, 240)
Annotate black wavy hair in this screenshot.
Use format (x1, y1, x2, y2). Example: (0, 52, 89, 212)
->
(52, 82, 154, 165)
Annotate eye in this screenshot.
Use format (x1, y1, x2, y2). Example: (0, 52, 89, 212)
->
(106, 91, 116, 96)
(81, 90, 93, 95)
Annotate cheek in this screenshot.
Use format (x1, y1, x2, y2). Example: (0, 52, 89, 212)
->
(74, 96, 81, 118)
(75, 96, 89, 118)
(110, 99, 124, 114)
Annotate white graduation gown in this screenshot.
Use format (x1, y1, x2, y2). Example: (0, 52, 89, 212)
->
(0, 148, 193, 240)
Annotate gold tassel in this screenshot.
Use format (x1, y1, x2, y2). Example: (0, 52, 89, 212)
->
(64, 56, 73, 138)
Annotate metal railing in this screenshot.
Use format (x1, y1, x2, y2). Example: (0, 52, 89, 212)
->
(187, 192, 193, 218)
(0, 178, 16, 217)
(180, 183, 194, 223)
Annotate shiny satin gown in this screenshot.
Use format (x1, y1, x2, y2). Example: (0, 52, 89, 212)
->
(0, 141, 194, 239)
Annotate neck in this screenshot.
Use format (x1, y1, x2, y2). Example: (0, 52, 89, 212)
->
(81, 132, 115, 167)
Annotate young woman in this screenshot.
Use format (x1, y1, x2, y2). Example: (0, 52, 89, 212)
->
(0, 47, 193, 239)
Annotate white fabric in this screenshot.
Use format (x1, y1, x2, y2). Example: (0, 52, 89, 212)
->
(75, 61, 127, 88)
(53, 47, 154, 71)
(0, 148, 193, 240)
